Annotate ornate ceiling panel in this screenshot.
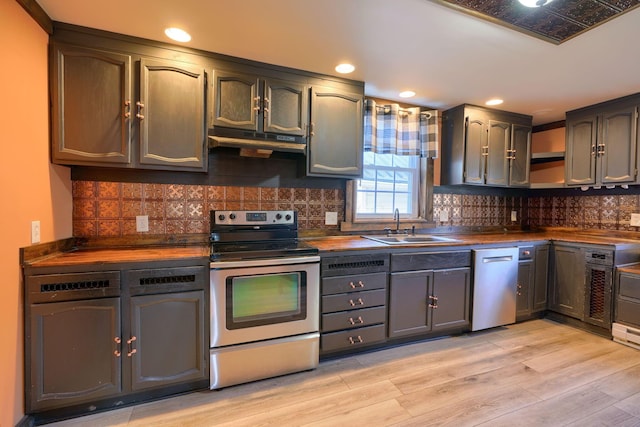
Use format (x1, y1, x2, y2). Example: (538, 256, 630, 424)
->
(433, 0, 640, 43)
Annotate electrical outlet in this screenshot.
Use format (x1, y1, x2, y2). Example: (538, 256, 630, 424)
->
(439, 210, 449, 222)
(31, 220, 41, 244)
(511, 210, 518, 222)
(325, 211, 338, 225)
(631, 213, 640, 227)
(136, 215, 149, 232)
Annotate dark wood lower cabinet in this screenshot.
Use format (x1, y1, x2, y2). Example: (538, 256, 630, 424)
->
(388, 267, 470, 339)
(24, 261, 209, 420)
(29, 298, 122, 411)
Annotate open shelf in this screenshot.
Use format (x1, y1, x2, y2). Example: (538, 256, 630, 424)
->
(531, 151, 565, 164)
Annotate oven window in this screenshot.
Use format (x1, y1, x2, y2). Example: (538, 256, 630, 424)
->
(226, 272, 307, 329)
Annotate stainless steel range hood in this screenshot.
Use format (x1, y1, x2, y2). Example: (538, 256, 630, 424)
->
(208, 128, 307, 158)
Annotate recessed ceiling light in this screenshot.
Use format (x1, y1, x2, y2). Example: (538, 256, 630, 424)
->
(486, 98, 504, 106)
(399, 91, 416, 98)
(164, 27, 191, 43)
(335, 63, 355, 74)
(518, 0, 555, 7)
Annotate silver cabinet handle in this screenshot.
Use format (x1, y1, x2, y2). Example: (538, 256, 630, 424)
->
(348, 335, 363, 345)
(114, 337, 122, 357)
(348, 316, 364, 325)
(124, 101, 131, 118)
(253, 96, 261, 115)
(349, 298, 364, 307)
(126, 336, 137, 357)
(136, 101, 144, 119)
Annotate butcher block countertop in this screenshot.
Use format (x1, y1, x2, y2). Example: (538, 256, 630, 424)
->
(304, 229, 640, 253)
(22, 228, 640, 268)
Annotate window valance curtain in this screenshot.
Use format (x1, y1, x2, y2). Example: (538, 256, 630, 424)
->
(363, 99, 438, 158)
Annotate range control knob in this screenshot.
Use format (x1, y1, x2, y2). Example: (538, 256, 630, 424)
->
(285, 214, 292, 221)
(229, 213, 236, 220)
(275, 213, 282, 220)
(217, 214, 225, 221)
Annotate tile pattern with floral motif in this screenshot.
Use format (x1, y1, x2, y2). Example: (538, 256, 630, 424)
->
(73, 181, 345, 237)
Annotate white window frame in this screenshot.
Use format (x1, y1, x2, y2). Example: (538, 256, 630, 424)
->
(342, 156, 434, 232)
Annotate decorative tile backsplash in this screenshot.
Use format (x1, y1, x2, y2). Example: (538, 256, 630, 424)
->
(72, 181, 345, 237)
(73, 181, 640, 238)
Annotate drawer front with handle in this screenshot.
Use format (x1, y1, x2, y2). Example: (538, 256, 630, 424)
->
(322, 272, 387, 296)
(321, 324, 386, 353)
(321, 289, 386, 313)
(321, 306, 386, 333)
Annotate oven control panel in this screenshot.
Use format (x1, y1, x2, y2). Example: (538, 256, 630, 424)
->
(213, 210, 295, 225)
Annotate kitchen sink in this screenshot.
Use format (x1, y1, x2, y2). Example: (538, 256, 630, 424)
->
(361, 234, 460, 245)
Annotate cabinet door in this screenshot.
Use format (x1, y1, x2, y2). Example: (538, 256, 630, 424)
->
(565, 114, 597, 186)
(51, 43, 131, 165)
(549, 245, 585, 320)
(485, 120, 511, 186)
(129, 290, 207, 391)
(599, 105, 637, 184)
(463, 114, 487, 184)
(28, 298, 121, 412)
(517, 260, 533, 318)
(533, 245, 549, 312)
(509, 124, 531, 187)
(431, 268, 471, 331)
(263, 77, 308, 136)
(388, 271, 431, 338)
(138, 59, 207, 171)
(212, 70, 260, 131)
(308, 86, 363, 177)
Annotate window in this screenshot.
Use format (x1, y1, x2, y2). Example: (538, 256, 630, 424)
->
(355, 152, 420, 219)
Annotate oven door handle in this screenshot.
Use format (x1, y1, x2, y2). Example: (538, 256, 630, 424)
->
(211, 255, 320, 269)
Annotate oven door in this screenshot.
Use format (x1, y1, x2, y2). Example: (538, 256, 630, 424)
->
(210, 256, 320, 348)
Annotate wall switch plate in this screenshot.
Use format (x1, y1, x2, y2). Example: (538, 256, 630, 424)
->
(439, 210, 449, 222)
(631, 213, 640, 227)
(136, 215, 149, 232)
(325, 211, 338, 225)
(511, 210, 517, 222)
(31, 220, 40, 244)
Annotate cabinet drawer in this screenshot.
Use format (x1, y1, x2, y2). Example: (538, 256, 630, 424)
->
(391, 251, 471, 272)
(322, 289, 386, 313)
(617, 299, 640, 328)
(27, 271, 121, 303)
(322, 272, 387, 295)
(322, 306, 386, 333)
(321, 324, 386, 353)
(619, 273, 640, 300)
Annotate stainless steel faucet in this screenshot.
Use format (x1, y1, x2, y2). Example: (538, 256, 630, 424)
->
(394, 208, 400, 233)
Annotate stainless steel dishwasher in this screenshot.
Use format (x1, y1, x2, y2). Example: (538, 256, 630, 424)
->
(472, 247, 519, 331)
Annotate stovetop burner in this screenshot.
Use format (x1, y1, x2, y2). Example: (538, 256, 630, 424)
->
(209, 209, 318, 261)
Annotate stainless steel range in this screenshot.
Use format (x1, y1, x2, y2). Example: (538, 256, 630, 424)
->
(209, 210, 320, 389)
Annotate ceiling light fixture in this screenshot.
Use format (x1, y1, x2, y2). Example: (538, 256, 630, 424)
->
(335, 63, 355, 74)
(399, 91, 416, 98)
(486, 98, 504, 106)
(164, 27, 191, 43)
(518, 0, 555, 7)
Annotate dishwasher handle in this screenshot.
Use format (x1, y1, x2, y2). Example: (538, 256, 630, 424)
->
(482, 255, 514, 263)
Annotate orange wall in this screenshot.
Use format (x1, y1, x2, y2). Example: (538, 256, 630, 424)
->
(0, 0, 73, 425)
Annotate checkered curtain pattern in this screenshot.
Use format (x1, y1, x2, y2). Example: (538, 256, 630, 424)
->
(363, 99, 438, 158)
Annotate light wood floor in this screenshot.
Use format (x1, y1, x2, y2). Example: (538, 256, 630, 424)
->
(47, 319, 640, 427)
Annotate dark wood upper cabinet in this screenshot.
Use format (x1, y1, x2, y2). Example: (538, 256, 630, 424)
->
(565, 95, 639, 187)
(212, 69, 308, 136)
(307, 85, 363, 178)
(51, 43, 132, 165)
(441, 104, 532, 187)
(51, 42, 207, 172)
(138, 59, 206, 170)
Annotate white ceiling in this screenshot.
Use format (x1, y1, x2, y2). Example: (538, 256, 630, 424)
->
(36, 0, 640, 125)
